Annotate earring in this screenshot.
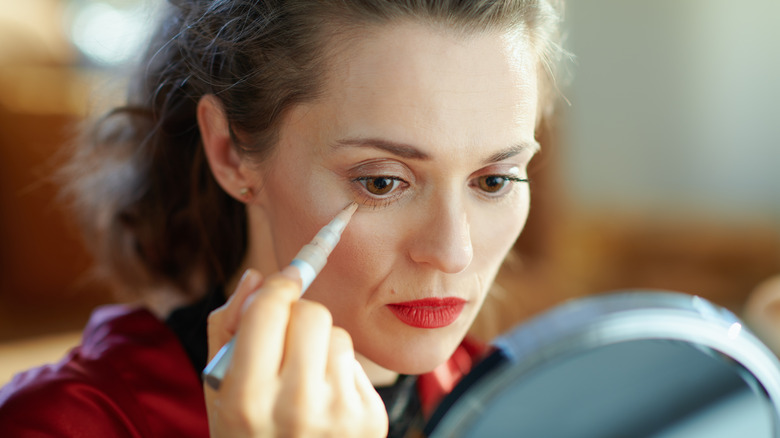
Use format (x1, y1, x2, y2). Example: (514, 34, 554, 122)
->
(239, 187, 251, 200)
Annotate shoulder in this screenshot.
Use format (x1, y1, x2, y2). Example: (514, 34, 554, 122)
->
(0, 359, 139, 437)
(0, 305, 208, 437)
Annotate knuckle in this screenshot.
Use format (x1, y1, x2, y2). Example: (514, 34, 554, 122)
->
(329, 398, 356, 423)
(330, 326, 352, 342)
(240, 277, 298, 314)
(329, 326, 354, 351)
(244, 288, 294, 318)
(362, 402, 390, 437)
(262, 274, 301, 296)
(215, 384, 277, 434)
(273, 397, 320, 436)
(215, 395, 258, 432)
(250, 291, 288, 311)
(292, 299, 333, 326)
(205, 308, 229, 342)
(206, 307, 224, 328)
(331, 402, 387, 438)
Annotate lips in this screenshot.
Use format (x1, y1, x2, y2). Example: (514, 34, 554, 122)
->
(387, 297, 466, 329)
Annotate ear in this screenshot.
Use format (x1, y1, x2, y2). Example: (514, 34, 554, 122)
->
(198, 94, 253, 201)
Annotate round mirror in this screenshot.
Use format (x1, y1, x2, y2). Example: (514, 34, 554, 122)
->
(425, 291, 780, 437)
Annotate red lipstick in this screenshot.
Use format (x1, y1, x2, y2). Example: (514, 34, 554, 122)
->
(387, 297, 466, 329)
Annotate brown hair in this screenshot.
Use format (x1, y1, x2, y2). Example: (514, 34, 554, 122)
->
(62, 0, 566, 301)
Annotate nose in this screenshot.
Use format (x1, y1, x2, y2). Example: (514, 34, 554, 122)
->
(408, 198, 473, 274)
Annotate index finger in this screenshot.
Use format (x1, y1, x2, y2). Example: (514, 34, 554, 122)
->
(226, 271, 302, 388)
(206, 269, 264, 362)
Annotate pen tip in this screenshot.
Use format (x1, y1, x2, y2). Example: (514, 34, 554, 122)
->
(344, 202, 358, 215)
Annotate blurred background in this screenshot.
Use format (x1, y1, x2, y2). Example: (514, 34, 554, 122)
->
(1, 0, 779, 383)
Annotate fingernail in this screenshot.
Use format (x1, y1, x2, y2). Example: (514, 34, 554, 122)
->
(239, 269, 252, 284)
(280, 265, 300, 280)
(240, 269, 261, 289)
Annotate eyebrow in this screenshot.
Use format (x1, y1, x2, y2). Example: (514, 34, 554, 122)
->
(334, 138, 430, 160)
(484, 141, 541, 164)
(333, 137, 540, 163)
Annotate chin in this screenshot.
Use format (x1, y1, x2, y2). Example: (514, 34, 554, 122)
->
(361, 332, 465, 376)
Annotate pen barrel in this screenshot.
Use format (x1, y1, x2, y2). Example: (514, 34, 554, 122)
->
(291, 223, 343, 294)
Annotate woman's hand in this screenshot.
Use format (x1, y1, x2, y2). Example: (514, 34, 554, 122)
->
(204, 269, 389, 437)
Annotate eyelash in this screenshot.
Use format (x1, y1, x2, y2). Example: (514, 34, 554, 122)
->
(471, 175, 529, 199)
(351, 174, 529, 208)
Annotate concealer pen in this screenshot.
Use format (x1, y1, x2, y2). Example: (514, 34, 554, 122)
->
(202, 202, 358, 390)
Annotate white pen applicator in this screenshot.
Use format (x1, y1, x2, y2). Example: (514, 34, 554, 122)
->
(202, 202, 358, 390)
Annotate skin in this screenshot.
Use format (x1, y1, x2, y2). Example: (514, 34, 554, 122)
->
(201, 21, 539, 436)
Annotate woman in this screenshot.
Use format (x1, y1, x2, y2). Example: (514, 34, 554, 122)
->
(0, 1, 565, 436)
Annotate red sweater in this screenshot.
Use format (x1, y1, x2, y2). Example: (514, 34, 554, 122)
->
(0, 305, 485, 437)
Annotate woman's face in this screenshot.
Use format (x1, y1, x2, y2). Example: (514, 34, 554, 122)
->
(249, 22, 539, 375)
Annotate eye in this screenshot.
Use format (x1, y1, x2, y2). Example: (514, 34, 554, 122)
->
(354, 176, 405, 197)
(478, 175, 509, 193)
(472, 174, 528, 196)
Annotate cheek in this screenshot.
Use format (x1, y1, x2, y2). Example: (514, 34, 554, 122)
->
(302, 211, 406, 334)
(265, 190, 317, 263)
(473, 191, 530, 265)
(262, 169, 347, 267)
(319, 211, 407, 292)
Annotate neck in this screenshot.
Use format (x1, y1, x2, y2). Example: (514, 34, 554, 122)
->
(226, 205, 281, 298)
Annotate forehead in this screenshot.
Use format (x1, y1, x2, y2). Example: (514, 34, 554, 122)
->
(328, 21, 536, 86)
(289, 21, 539, 161)
(340, 23, 533, 133)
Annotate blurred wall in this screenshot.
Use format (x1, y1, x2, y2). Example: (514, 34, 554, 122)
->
(562, 0, 780, 223)
(545, 0, 780, 313)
